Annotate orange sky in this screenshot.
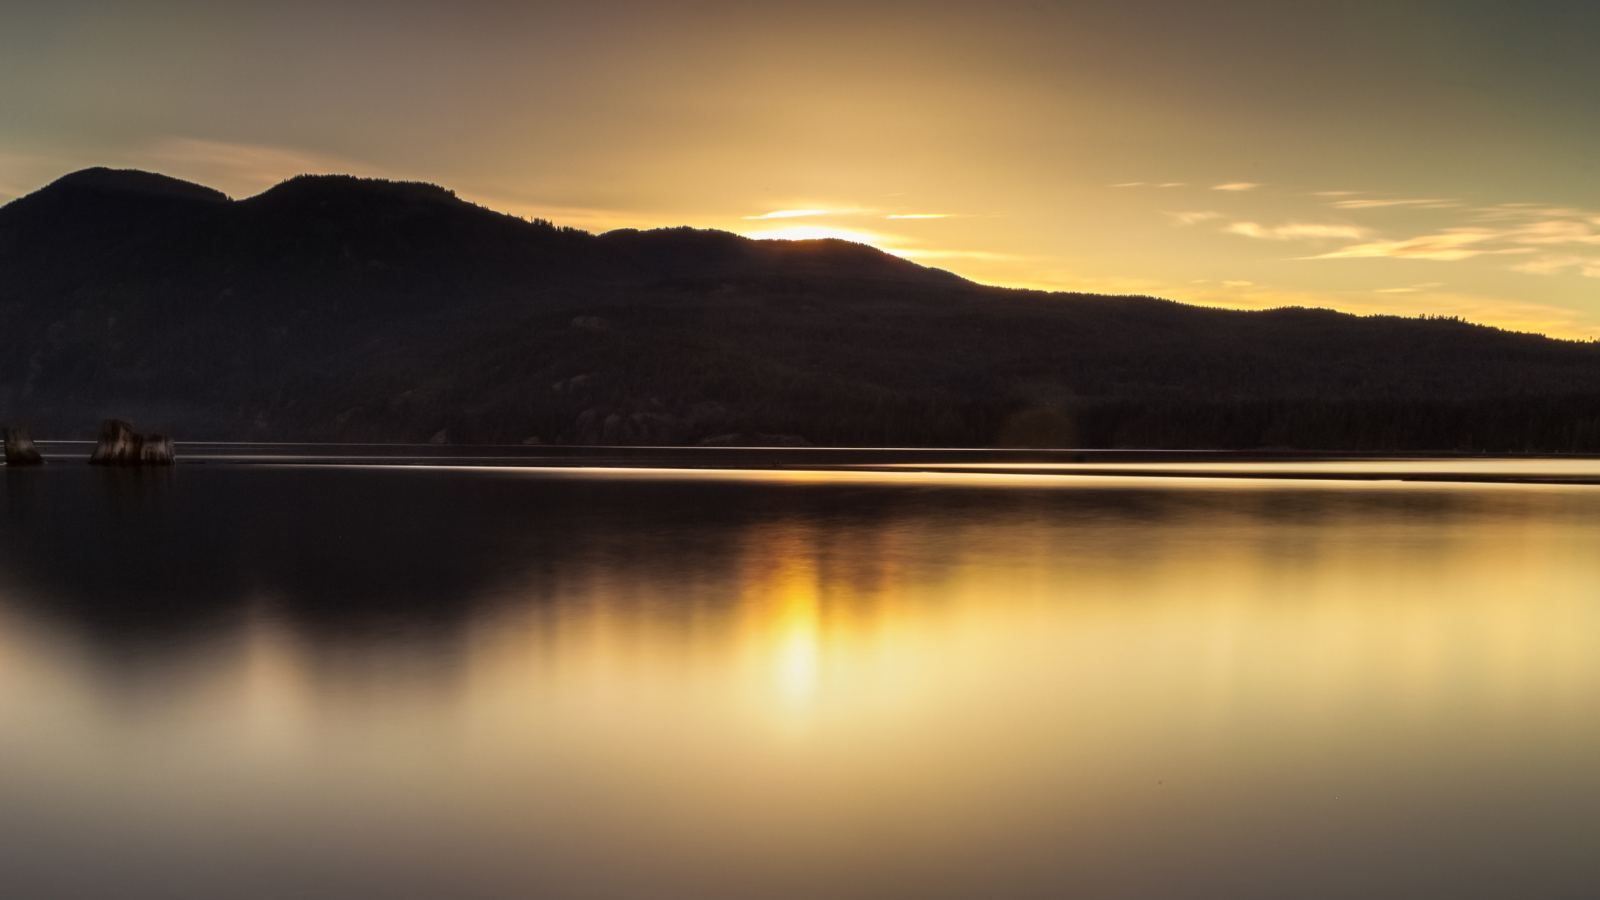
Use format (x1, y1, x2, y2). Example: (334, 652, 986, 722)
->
(3, 1, 1598, 337)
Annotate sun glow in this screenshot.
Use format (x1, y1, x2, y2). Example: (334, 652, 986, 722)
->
(740, 224, 902, 248)
(743, 209, 837, 220)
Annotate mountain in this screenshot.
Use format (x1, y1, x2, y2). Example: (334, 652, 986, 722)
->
(3, 167, 1600, 450)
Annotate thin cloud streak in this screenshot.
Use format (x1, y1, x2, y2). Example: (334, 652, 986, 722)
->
(894, 248, 1027, 262)
(1374, 282, 1445, 294)
(1166, 210, 1223, 226)
(1309, 230, 1536, 261)
(744, 209, 842, 220)
(1512, 256, 1600, 278)
(1227, 221, 1368, 241)
(1331, 197, 1461, 210)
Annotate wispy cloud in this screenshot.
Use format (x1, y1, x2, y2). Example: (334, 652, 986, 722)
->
(1499, 219, 1600, 246)
(1511, 255, 1600, 278)
(1374, 282, 1445, 294)
(1309, 229, 1534, 261)
(894, 248, 1028, 262)
(744, 208, 843, 220)
(1473, 204, 1589, 221)
(1309, 203, 1600, 269)
(1226, 221, 1368, 241)
(1330, 197, 1461, 210)
(1165, 210, 1223, 226)
(743, 207, 971, 226)
(747, 207, 966, 222)
(1141, 183, 1600, 284)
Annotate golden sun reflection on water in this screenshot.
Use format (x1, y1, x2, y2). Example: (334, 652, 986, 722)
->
(760, 539, 825, 712)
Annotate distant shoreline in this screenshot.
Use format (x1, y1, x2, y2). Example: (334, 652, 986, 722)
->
(14, 442, 1600, 487)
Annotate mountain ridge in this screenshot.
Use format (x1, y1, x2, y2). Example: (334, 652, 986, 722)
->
(3, 168, 1599, 450)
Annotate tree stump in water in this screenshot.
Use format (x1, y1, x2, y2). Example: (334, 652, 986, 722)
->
(89, 419, 176, 466)
(139, 435, 176, 465)
(3, 426, 44, 466)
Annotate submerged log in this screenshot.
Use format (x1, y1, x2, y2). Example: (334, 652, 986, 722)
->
(88, 419, 176, 466)
(3, 426, 44, 466)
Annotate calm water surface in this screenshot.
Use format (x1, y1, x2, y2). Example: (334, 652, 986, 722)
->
(3, 461, 1600, 898)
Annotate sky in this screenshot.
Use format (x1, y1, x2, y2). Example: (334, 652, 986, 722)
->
(3, 0, 1599, 336)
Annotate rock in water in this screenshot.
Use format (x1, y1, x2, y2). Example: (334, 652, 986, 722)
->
(3, 426, 44, 466)
(89, 419, 176, 466)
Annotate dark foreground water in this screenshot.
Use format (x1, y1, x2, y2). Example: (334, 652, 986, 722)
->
(4, 459, 1600, 898)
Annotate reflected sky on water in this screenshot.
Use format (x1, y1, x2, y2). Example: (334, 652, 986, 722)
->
(3, 463, 1600, 898)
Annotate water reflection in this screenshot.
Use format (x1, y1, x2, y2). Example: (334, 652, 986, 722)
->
(3, 466, 1600, 897)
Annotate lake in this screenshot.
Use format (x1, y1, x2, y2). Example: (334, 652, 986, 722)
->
(4, 454, 1600, 897)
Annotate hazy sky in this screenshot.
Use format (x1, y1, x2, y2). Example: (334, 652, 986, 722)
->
(4, 0, 1599, 335)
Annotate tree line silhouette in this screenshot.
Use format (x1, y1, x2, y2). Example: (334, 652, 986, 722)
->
(4, 168, 1600, 451)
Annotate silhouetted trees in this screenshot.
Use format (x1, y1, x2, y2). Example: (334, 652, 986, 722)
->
(4, 168, 1600, 451)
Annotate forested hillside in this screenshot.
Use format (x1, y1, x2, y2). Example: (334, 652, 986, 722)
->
(4, 168, 1600, 450)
